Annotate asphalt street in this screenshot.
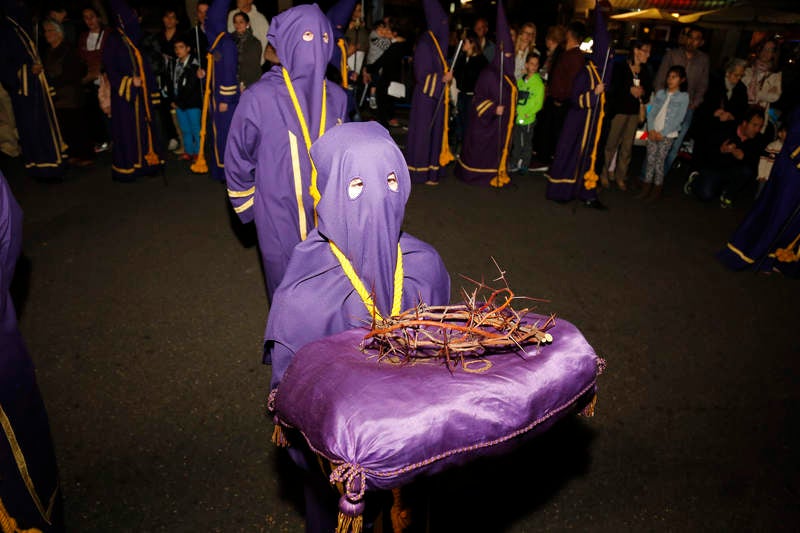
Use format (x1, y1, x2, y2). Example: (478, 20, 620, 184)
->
(3, 133, 798, 532)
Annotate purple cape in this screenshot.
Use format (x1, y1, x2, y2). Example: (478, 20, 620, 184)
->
(205, 0, 239, 182)
(0, 171, 63, 531)
(454, 0, 515, 187)
(225, 3, 349, 299)
(717, 108, 800, 277)
(264, 122, 451, 389)
(0, 16, 67, 178)
(405, 0, 451, 184)
(104, 0, 165, 181)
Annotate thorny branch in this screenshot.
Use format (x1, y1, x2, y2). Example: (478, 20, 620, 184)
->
(360, 261, 556, 371)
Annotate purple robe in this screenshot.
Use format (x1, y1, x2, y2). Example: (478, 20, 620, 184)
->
(454, 0, 515, 187)
(0, 171, 64, 531)
(265, 121, 451, 389)
(103, 0, 164, 181)
(0, 15, 67, 179)
(716, 108, 800, 277)
(405, 0, 451, 184)
(225, 4, 349, 300)
(205, 0, 239, 182)
(545, 9, 612, 202)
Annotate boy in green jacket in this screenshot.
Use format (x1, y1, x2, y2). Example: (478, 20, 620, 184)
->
(510, 52, 545, 174)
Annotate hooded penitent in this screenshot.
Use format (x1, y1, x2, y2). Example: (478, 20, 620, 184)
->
(264, 122, 450, 389)
(405, 0, 453, 183)
(454, 0, 517, 187)
(0, 0, 68, 179)
(325, 0, 357, 86)
(224, 3, 349, 300)
(0, 171, 64, 531)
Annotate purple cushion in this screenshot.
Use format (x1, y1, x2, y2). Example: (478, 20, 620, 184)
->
(272, 314, 601, 499)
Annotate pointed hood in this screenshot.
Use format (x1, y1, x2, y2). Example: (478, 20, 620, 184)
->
(109, 0, 141, 42)
(590, 0, 613, 84)
(205, 0, 228, 39)
(326, 0, 357, 76)
(268, 4, 334, 141)
(492, 0, 514, 77)
(310, 122, 410, 317)
(422, 0, 449, 53)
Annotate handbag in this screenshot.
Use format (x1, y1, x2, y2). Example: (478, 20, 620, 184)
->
(387, 80, 406, 99)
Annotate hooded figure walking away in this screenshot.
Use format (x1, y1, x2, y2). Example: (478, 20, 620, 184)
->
(455, 0, 516, 188)
(545, 2, 611, 209)
(405, 0, 454, 185)
(225, 3, 349, 302)
(265, 121, 451, 531)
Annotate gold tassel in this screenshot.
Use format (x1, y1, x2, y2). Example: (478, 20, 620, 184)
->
(490, 77, 516, 188)
(0, 496, 42, 533)
(774, 233, 800, 263)
(271, 424, 289, 447)
(583, 64, 605, 191)
(191, 44, 219, 174)
(438, 81, 454, 167)
(336, 512, 363, 533)
(390, 487, 411, 533)
(581, 393, 598, 417)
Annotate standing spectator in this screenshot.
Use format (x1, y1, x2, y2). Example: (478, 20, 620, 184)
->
(199, 0, 240, 182)
(231, 12, 263, 90)
(42, 18, 93, 166)
(716, 108, 799, 276)
(513, 22, 538, 80)
(365, 21, 409, 128)
(637, 65, 688, 203)
(451, 30, 488, 155)
(362, 18, 393, 110)
(474, 16, 494, 62)
(534, 21, 586, 172)
(155, 9, 183, 153)
(600, 39, 652, 191)
(455, 0, 515, 188)
(225, 4, 349, 301)
(46, 5, 77, 45)
(531, 23, 566, 170)
(103, 0, 164, 181)
(742, 38, 782, 138)
(691, 58, 748, 171)
(0, 9, 67, 179)
(544, 11, 611, 209)
(78, 5, 110, 154)
(227, 0, 269, 64)
(683, 106, 766, 208)
(344, 1, 369, 83)
(652, 25, 709, 177)
(190, 1, 209, 70)
(171, 35, 202, 162)
(509, 51, 544, 175)
(0, 170, 65, 533)
(406, 0, 453, 185)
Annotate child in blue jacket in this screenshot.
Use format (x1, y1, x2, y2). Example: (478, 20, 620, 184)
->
(638, 65, 689, 201)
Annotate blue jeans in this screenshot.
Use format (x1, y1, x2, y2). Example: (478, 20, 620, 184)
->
(692, 163, 755, 204)
(176, 107, 201, 155)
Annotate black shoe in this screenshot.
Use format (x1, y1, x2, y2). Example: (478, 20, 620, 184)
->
(583, 199, 608, 210)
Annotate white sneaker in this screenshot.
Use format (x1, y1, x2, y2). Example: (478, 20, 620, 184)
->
(167, 138, 179, 151)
